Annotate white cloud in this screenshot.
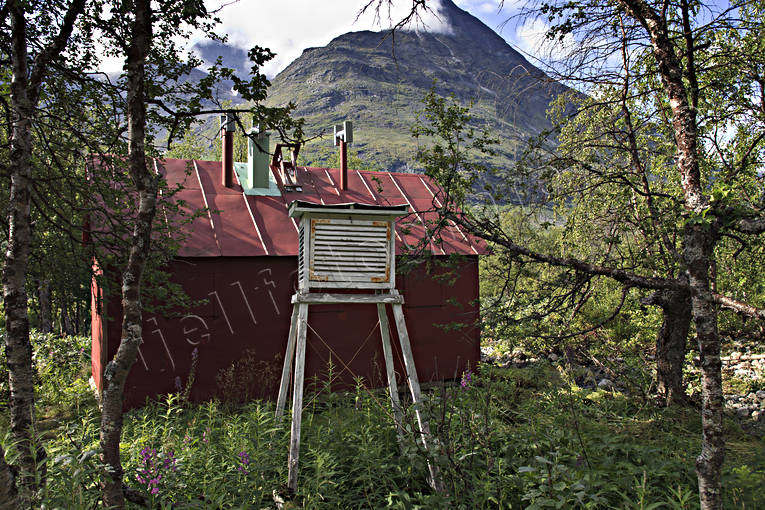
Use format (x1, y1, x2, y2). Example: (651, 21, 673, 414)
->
(514, 17, 575, 62)
(477, 2, 497, 13)
(96, 1, 538, 77)
(205, 0, 453, 77)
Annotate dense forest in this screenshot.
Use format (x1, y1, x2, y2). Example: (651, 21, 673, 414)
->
(0, 0, 764, 509)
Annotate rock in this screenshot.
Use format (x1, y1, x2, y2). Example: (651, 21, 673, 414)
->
(756, 390, 765, 401)
(747, 392, 757, 402)
(598, 378, 614, 389)
(731, 351, 742, 360)
(549, 353, 559, 362)
(736, 407, 751, 419)
(752, 410, 763, 422)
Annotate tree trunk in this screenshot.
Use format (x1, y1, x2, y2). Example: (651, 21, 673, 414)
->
(4, 0, 40, 495)
(37, 280, 52, 334)
(617, 1, 725, 507)
(644, 285, 692, 406)
(0, 444, 19, 510)
(60, 301, 74, 337)
(656, 294, 691, 406)
(99, 1, 155, 507)
(685, 227, 724, 509)
(2, 0, 84, 498)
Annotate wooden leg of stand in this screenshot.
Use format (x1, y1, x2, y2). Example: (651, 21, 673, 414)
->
(377, 303, 403, 435)
(287, 303, 308, 492)
(392, 303, 442, 492)
(275, 303, 300, 420)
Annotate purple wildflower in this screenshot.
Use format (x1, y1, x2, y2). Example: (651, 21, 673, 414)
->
(237, 450, 250, 475)
(191, 347, 199, 361)
(460, 369, 472, 389)
(174, 376, 182, 392)
(202, 427, 210, 444)
(163, 451, 177, 471)
(135, 447, 176, 498)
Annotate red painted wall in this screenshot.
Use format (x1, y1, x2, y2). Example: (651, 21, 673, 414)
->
(93, 255, 479, 408)
(90, 263, 107, 391)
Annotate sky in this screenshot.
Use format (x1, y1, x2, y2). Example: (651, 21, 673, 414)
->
(98, 1, 551, 78)
(205, 0, 545, 77)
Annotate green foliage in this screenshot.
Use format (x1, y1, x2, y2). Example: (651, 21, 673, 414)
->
(164, 129, 213, 160)
(8, 340, 763, 508)
(412, 86, 499, 208)
(0, 332, 91, 413)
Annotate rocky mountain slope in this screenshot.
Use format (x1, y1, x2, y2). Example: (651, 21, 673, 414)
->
(264, 0, 570, 171)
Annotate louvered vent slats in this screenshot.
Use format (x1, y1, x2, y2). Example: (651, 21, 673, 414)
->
(309, 219, 391, 284)
(289, 202, 408, 291)
(298, 222, 305, 283)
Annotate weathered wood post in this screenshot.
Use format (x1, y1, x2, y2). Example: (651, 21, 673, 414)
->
(275, 201, 441, 492)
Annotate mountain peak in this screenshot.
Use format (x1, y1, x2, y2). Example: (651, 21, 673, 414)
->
(264, 2, 569, 172)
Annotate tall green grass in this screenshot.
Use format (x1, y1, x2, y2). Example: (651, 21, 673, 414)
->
(1, 333, 763, 508)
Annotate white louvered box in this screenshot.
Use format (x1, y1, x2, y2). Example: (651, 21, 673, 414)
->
(288, 201, 410, 290)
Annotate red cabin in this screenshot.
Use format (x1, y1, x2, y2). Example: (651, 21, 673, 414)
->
(90, 123, 485, 408)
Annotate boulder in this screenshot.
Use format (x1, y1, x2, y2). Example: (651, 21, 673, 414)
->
(598, 378, 614, 389)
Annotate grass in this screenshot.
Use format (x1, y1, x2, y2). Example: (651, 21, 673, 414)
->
(1, 335, 764, 508)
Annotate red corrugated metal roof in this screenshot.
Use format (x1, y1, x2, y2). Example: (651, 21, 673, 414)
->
(158, 157, 487, 257)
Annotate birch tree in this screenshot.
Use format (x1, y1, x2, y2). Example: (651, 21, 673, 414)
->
(97, 1, 155, 505)
(533, 2, 764, 506)
(413, 1, 765, 508)
(1, 0, 86, 501)
(89, 1, 300, 505)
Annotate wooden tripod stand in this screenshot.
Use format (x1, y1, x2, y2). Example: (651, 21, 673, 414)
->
(274, 290, 438, 492)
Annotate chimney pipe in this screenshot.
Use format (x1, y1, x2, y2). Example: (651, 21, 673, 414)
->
(220, 113, 235, 188)
(339, 140, 347, 190)
(333, 121, 353, 191)
(248, 124, 270, 189)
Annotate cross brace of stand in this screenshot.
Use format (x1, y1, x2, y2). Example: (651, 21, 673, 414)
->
(274, 290, 440, 492)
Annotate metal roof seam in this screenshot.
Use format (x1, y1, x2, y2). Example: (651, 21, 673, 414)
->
(154, 159, 173, 237)
(243, 194, 269, 256)
(323, 169, 341, 195)
(387, 172, 445, 256)
(305, 168, 326, 205)
(363, 170, 403, 242)
(158, 160, 480, 257)
(232, 162, 242, 186)
(357, 171, 380, 203)
(193, 160, 222, 256)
